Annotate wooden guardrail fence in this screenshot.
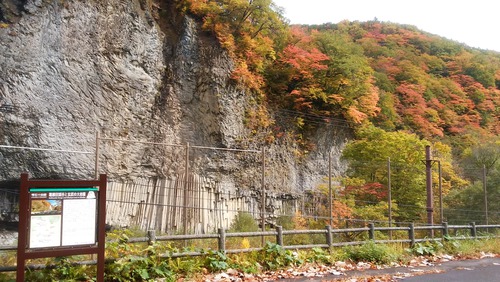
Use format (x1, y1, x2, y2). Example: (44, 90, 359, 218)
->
(1, 222, 499, 273)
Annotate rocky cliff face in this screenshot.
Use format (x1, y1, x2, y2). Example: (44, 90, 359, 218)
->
(0, 0, 349, 208)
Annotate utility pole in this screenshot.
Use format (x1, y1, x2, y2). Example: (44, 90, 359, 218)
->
(483, 164, 488, 225)
(425, 146, 434, 233)
(329, 152, 333, 227)
(387, 157, 392, 239)
(438, 161, 443, 224)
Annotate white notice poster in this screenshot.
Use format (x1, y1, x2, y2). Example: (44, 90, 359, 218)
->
(62, 198, 97, 246)
(29, 215, 62, 248)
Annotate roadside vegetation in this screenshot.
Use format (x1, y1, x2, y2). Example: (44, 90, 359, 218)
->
(1, 214, 500, 281)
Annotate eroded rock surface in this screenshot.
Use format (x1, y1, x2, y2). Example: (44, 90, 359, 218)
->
(0, 1, 349, 219)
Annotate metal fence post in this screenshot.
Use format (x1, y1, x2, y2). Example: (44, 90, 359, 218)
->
(183, 142, 190, 238)
(368, 223, 375, 240)
(328, 152, 333, 227)
(326, 225, 333, 248)
(387, 157, 392, 240)
(261, 147, 266, 246)
(95, 131, 100, 179)
(483, 165, 488, 225)
(409, 223, 415, 247)
(218, 228, 226, 253)
(276, 226, 283, 246)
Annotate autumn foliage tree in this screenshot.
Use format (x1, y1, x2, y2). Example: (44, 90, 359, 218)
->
(178, 4, 500, 225)
(341, 125, 429, 222)
(341, 125, 468, 222)
(312, 28, 380, 123)
(183, 2, 500, 149)
(266, 25, 380, 128)
(183, 0, 287, 94)
(266, 27, 330, 110)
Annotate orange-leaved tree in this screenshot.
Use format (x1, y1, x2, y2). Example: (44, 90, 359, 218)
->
(183, 0, 287, 94)
(266, 26, 330, 111)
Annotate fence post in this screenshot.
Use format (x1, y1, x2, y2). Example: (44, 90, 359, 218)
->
(409, 223, 415, 247)
(470, 222, 477, 238)
(218, 228, 226, 253)
(326, 225, 332, 248)
(387, 157, 392, 240)
(147, 230, 156, 257)
(147, 230, 156, 245)
(276, 226, 283, 246)
(183, 142, 190, 239)
(328, 153, 333, 227)
(368, 223, 375, 240)
(261, 147, 266, 247)
(94, 131, 100, 179)
(442, 222, 448, 239)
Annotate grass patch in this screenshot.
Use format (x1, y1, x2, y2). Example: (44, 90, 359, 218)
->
(343, 241, 399, 264)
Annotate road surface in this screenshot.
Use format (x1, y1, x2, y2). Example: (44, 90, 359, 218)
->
(400, 257, 500, 282)
(285, 257, 500, 281)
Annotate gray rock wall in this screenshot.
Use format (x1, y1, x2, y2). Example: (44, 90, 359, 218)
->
(1, 0, 167, 179)
(0, 0, 350, 219)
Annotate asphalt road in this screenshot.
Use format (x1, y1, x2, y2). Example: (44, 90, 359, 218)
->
(285, 257, 500, 281)
(400, 257, 500, 282)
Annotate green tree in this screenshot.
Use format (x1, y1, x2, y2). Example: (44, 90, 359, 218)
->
(443, 137, 498, 223)
(464, 59, 496, 88)
(444, 165, 500, 225)
(229, 211, 259, 232)
(312, 29, 380, 123)
(342, 125, 429, 221)
(460, 139, 500, 180)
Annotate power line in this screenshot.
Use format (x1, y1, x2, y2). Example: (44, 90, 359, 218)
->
(276, 108, 353, 129)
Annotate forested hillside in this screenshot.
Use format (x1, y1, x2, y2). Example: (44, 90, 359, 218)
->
(182, 0, 500, 224)
(1, 0, 498, 225)
(183, 0, 500, 138)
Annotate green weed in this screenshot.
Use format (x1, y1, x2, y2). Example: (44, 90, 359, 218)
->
(259, 242, 302, 270)
(408, 241, 443, 256)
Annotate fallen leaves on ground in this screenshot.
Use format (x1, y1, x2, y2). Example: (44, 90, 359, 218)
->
(189, 253, 499, 282)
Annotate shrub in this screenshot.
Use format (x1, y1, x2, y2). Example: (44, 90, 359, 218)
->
(343, 241, 394, 264)
(227, 212, 262, 249)
(24, 256, 95, 282)
(229, 212, 259, 232)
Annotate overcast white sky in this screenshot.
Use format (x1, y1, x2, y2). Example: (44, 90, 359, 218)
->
(272, 0, 500, 52)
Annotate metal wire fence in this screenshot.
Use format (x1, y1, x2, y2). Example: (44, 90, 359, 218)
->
(1, 135, 499, 237)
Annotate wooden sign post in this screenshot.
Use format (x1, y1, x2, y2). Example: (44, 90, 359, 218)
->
(16, 173, 107, 281)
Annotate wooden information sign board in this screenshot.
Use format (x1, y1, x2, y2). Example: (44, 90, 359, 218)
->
(17, 173, 107, 282)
